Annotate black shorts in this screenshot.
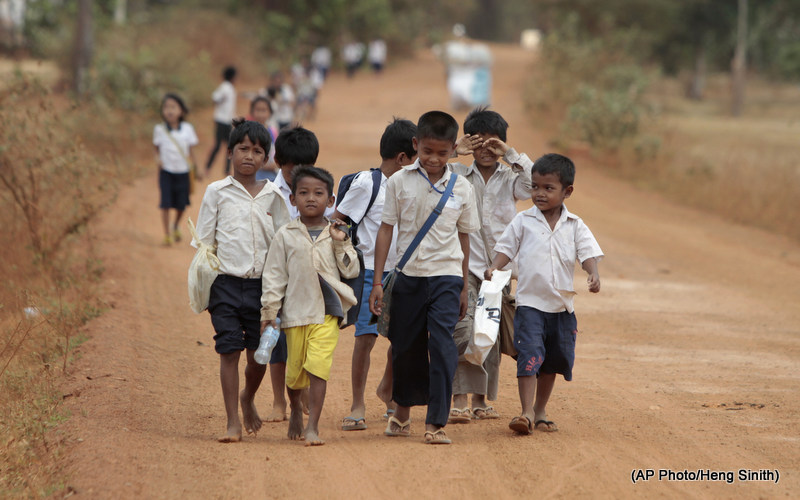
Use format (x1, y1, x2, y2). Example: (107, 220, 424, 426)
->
(158, 169, 190, 210)
(208, 275, 262, 354)
(513, 306, 578, 381)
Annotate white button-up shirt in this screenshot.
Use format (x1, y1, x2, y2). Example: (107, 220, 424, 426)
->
(194, 177, 290, 278)
(382, 160, 479, 277)
(335, 169, 398, 272)
(494, 205, 603, 313)
(274, 169, 335, 219)
(451, 148, 532, 278)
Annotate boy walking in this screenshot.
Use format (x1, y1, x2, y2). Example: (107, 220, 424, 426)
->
(485, 153, 602, 434)
(261, 166, 359, 446)
(448, 106, 533, 423)
(369, 111, 479, 444)
(204, 66, 237, 178)
(194, 119, 290, 442)
(332, 118, 417, 430)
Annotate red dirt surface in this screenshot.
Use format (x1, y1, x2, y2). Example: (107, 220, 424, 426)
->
(57, 44, 800, 498)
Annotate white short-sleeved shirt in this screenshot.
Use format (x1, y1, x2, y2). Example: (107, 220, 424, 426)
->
(382, 160, 480, 277)
(193, 177, 290, 278)
(153, 122, 198, 174)
(335, 170, 398, 271)
(274, 169, 336, 219)
(494, 205, 603, 313)
(212, 81, 236, 124)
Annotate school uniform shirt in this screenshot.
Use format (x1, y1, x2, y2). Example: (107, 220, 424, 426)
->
(493, 205, 603, 314)
(335, 170, 398, 272)
(274, 170, 336, 219)
(193, 177, 290, 279)
(153, 122, 198, 174)
(272, 84, 295, 125)
(212, 81, 236, 124)
(381, 160, 480, 277)
(261, 218, 360, 328)
(451, 148, 533, 278)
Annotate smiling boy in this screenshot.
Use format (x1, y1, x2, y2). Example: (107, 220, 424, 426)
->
(194, 119, 290, 442)
(369, 111, 479, 444)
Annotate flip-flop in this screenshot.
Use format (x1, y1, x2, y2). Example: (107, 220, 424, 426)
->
(382, 408, 395, 420)
(534, 419, 558, 432)
(341, 416, 367, 431)
(423, 429, 451, 445)
(472, 406, 500, 420)
(447, 407, 472, 424)
(508, 415, 533, 435)
(384, 416, 411, 437)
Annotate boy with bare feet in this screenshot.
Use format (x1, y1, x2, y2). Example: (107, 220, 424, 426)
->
(261, 166, 359, 445)
(485, 154, 602, 435)
(194, 119, 290, 442)
(369, 111, 479, 445)
(332, 118, 418, 430)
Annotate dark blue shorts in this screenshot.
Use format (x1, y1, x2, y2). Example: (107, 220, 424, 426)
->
(208, 275, 262, 354)
(513, 306, 578, 381)
(158, 169, 190, 210)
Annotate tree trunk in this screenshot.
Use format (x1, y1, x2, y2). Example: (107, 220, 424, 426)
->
(72, 0, 93, 96)
(731, 0, 747, 116)
(114, 0, 126, 25)
(686, 43, 707, 100)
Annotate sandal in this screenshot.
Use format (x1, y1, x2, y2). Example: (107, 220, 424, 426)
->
(447, 407, 472, 424)
(508, 415, 533, 435)
(384, 416, 411, 437)
(472, 406, 500, 420)
(534, 419, 558, 432)
(341, 416, 367, 431)
(423, 429, 451, 445)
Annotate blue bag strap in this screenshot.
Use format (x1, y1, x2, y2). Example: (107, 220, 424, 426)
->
(396, 172, 457, 272)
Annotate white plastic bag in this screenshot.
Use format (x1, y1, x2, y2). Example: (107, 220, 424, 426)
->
(187, 218, 221, 314)
(465, 269, 512, 365)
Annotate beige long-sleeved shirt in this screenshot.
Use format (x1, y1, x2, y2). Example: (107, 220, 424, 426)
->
(260, 218, 359, 327)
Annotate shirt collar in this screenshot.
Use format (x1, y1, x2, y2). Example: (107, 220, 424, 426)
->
(222, 175, 281, 199)
(523, 203, 576, 223)
(274, 170, 292, 194)
(403, 159, 453, 188)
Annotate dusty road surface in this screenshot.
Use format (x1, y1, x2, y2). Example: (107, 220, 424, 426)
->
(58, 44, 800, 498)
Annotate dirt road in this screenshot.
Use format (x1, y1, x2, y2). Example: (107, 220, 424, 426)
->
(58, 44, 800, 498)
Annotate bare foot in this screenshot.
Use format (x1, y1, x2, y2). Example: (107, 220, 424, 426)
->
(240, 391, 262, 435)
(288, 408, 304, 440)
(304, 429, 325, 446)
(217, 425, 242, 443)
(264, 406, 287, 423)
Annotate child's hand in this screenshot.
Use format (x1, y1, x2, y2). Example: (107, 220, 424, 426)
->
(261, 320, 277, 332)
(455, 134, 483, 156)
(482, 137, 511, 156)
(484, 267, 496, 281)
(329, 219, 349, 241)
(459, 287, 468, 320)
(368, 284, 383, 316)
(587, 273, 601, 293)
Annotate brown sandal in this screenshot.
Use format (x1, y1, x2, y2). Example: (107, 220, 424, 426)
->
(423, 429, 451, 444)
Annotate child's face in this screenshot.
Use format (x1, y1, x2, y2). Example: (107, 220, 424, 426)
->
(290, 176, 334, 218)
(161, 98, 182, 124)
(251, 100, 272, 124)
(531, 171, 573, 213)
(413, 137, 455, 179)
(229, 136, 267, 178)
(472, 133, 501, 168)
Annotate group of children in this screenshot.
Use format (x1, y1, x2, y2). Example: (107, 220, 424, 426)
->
(158, 96, 604, 445)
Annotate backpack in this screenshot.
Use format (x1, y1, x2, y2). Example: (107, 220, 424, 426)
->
(336, 168, 382, 328)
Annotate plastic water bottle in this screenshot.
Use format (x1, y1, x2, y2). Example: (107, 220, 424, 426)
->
(254, 320, 280, 365)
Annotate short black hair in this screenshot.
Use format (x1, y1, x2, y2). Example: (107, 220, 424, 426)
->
(274, 126, 319, 166)
(416, 111, 459, 144)
(249, 95, 273, 115)
(532, 153, 575, 187)
(463, 106, 508, 142)
(379, 117, 417, 160)
(160, 93, 189, 123)
(223, 66, 237, 81)
(291, 165, 334, 196)
(227, 118, 271, 151)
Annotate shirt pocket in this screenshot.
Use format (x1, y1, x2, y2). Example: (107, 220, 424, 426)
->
(396, 190, 417, 227)
(491, 200, 517, 225)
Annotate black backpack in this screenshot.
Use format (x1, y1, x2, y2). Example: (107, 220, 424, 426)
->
(336, 168, 382, 328)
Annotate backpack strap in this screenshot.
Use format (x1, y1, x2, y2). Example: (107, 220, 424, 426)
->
(364, 168, 382, 215)
(395, 172, 457, 272)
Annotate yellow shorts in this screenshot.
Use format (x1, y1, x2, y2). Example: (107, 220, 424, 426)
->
(284, 315, 340, 390)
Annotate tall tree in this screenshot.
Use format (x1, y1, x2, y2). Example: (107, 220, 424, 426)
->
(731, 0, 748, 116)
(72, 0, 92, 96)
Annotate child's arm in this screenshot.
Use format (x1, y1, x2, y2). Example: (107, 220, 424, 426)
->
(368, 222, 394, 316)
(483, 138, 533, 200)
(329, 219, 359, 279)
(484, 252, 512, 281)
(260, 234, 289, 331)
(154, 146, 162, 170)
(581, 257, 601, 293)
(458, 231, 470, 320)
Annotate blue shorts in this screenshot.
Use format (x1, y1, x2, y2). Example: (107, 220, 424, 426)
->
(158, 169, 190, 210)
(513, 306, 578, 381)
(208, 275, 262, 354)
(354, 269, 388, 337)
